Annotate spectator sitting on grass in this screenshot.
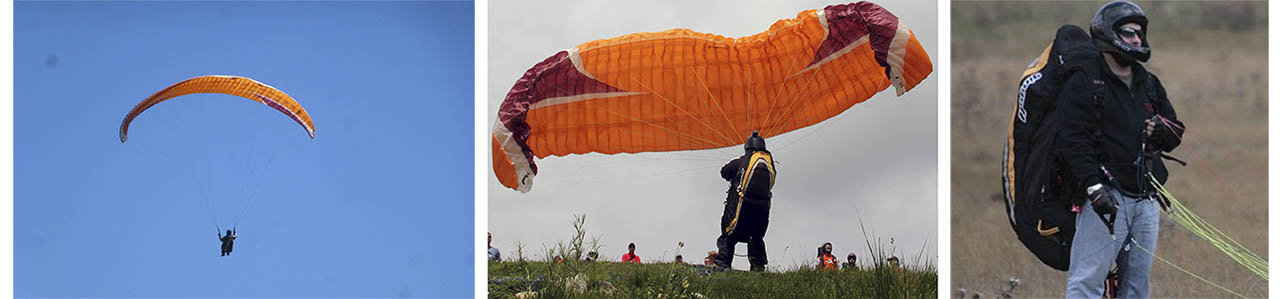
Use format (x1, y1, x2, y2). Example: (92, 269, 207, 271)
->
(843, 253, 857, 270)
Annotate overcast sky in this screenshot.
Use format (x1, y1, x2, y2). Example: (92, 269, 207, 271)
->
(487, 0, 937, 271)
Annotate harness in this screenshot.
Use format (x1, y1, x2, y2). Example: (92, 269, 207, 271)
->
(725, 151, 775, 234)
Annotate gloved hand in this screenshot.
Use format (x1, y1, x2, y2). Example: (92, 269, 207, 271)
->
(1087, 184, 1118, 216)
(1146, 115, 1184, 150)
(1143, 118, 1156, 137)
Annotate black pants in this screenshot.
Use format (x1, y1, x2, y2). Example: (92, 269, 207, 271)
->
(715, 196, 769, 271)
(221, 242, 233, 256)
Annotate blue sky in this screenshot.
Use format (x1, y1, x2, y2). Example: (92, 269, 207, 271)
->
(16, 1, 474, 298)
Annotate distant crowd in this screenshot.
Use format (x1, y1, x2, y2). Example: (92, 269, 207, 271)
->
(489, 233, 900, 271)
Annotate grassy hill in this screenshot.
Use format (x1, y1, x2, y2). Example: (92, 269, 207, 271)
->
(488, 260, 936, 298)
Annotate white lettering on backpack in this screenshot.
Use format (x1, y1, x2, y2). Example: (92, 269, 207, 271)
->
(1017, 72, 1042, 123)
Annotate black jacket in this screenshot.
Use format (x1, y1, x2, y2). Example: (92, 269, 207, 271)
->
(1056, 57, 1184, 194)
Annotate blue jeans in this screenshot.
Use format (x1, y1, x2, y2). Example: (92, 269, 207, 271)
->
(1066, 189, 1160, 298)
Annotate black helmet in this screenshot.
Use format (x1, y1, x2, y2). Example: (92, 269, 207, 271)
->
(226, 229, 232, 235)
(1090, 0, 1150, 65)
(744, 130, 766, 153)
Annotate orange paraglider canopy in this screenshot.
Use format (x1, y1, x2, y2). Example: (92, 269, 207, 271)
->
(493, 1, 932, 192)
(120, 75, 315, 142)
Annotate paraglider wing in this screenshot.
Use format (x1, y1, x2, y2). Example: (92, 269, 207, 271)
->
(119, 75, 316, 142)
(492, 1, 932, 192)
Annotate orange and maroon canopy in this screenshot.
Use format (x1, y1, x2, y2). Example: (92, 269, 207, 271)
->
(493, 1, 932, 192)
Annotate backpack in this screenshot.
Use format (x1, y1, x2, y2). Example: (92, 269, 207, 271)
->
(1001, 25, 1105, 271)
(725, 150, 775, 235)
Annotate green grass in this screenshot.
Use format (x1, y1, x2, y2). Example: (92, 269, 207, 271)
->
(490, 214, 937, 298)
(488, 260, 936, 298)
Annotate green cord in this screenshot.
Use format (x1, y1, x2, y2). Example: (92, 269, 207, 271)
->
(1149, 174, 1268, 280)
(1122, 175, 1265, 297)
(1127, 236, 1248, 298)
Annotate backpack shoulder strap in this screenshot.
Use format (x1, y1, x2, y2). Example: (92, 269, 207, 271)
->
(1080, 65, 1108, 165)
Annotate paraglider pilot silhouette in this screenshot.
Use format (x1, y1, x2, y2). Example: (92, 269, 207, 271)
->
(715, 131, 776, 272)
(218, 228, 237, 257)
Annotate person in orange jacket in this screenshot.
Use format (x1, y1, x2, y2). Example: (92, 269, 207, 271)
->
(816, 242, 838, 270)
